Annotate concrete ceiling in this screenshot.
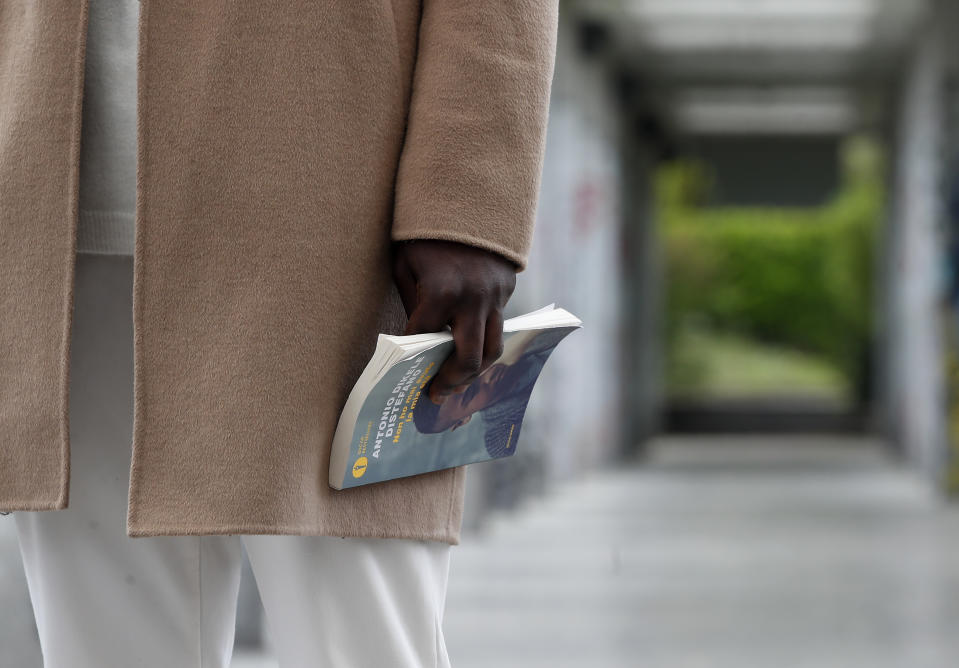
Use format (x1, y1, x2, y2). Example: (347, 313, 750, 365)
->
(576, 0, 929, 135)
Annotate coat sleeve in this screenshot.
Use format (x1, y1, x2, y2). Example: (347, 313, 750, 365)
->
(391, 0, 560, 272)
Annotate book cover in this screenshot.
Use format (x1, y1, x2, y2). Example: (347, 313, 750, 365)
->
(331, 324, 579, 489)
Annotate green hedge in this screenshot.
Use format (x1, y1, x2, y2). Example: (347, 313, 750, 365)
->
(659, 138, 882, 395)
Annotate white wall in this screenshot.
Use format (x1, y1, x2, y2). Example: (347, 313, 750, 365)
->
(462, 10, 632, 523)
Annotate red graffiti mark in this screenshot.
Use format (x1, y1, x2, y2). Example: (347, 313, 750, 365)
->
(574, 180, 603, 236)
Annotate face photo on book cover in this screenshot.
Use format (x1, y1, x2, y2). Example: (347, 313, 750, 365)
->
(413, 327, 570, 457)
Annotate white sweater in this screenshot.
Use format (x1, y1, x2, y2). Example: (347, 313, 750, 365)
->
(76, 0, 139, 255)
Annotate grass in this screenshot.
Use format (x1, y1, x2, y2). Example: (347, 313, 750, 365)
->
(667, 326, 851, 403)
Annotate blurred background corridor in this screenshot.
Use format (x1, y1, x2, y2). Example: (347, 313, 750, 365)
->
(6, 0, 959, 666)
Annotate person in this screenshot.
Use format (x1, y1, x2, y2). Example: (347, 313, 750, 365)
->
(0, 1, 558, 666)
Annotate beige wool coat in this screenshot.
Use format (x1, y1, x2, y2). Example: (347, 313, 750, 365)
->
(0, 1, 558, 544)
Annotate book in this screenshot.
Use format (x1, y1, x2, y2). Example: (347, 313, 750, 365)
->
(329, 304, 582, 489)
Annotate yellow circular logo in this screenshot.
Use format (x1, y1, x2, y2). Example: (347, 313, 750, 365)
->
(352, 456, 368, 479)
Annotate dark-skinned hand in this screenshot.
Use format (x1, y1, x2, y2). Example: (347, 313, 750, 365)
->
(392, 239, 518, 404)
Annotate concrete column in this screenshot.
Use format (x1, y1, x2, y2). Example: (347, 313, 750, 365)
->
(887, 4, 948, 481)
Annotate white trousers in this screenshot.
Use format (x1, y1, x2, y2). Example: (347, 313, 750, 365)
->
(14, 253, 452, 668)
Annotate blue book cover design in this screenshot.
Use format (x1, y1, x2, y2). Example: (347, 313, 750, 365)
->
(339, 325, 578, 488)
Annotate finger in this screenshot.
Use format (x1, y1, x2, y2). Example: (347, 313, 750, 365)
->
(392, 250, 419, 317)
(403, 298, 451, 336)
(482, 309, 505, 366)
(430, 310, 485, 401)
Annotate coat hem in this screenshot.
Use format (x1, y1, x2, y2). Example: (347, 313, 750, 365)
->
(125, 522, 461, 546)
(0, 500, 68, 512)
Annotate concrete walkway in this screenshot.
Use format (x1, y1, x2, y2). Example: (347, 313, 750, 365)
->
(5, 436, 959, 667)
(441, 436, 959, 668)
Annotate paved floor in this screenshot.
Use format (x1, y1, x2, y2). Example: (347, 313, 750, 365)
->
(439, 436, 959, 668)
(5, 436, 959, 667)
